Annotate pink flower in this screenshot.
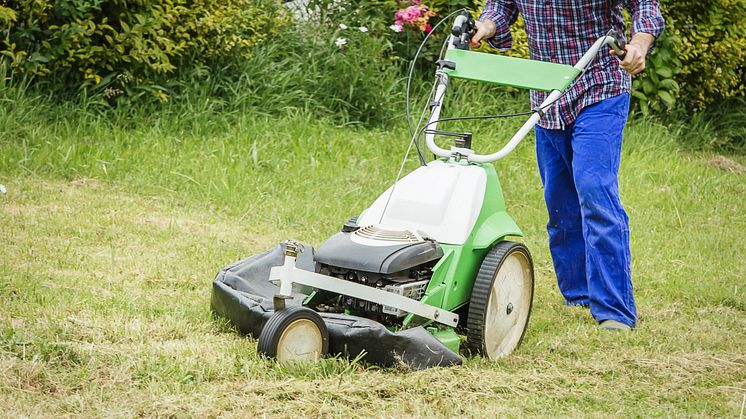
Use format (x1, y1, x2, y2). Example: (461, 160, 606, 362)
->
(392, 2, 434, 33)
(402, 6, 422, 22)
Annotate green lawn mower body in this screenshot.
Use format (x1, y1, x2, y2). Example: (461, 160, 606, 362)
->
(210, 13, 627, 368)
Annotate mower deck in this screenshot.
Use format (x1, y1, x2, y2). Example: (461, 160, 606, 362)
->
(211, 244, 463, 369)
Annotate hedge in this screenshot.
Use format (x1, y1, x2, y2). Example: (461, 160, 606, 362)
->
(0, 0, 284, 98)
(1, 0, 743, 111)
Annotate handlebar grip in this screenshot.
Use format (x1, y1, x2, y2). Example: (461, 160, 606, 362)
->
(608, 30, 627, 60)
(451, 11, 476, 50)
(451, 15, 468, 37)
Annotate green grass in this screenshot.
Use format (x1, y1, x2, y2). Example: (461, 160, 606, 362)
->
(1, 91, 745, 416)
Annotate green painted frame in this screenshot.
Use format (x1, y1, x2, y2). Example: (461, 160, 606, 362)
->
(402, 162, 522, 346)
(443, 49, 580, 92)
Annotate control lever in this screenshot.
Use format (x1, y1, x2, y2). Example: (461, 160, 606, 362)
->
(608, 30, 627, 60)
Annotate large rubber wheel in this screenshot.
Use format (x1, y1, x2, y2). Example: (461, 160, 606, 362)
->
(257, 306, 329, 364)
(467, 241, 534, 359)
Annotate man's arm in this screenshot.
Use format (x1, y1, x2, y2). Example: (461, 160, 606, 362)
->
(470, 0, 518, 50)
(617, 0, 665, 75)
(615, 32, 655, 75)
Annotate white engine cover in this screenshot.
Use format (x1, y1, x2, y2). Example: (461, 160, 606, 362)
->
(357, 160, 486, 245)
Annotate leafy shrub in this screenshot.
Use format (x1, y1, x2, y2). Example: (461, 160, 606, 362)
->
(631, 31, 682, 115)
(0, 0, 285, 98)
(660, 0, 746, 110)
(632, 0, 746, 114)
(0, 6, 16, 24)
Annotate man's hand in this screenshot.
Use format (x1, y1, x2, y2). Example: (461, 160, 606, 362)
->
(611, 32, 655, 75)
(470, 20, 496, 49)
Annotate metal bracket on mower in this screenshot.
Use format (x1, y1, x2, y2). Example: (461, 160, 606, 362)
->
(271, 240, 460, 327)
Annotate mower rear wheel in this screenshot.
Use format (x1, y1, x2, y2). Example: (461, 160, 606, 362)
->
(467, 241, 534, 360)
(257, 306, 329, 364)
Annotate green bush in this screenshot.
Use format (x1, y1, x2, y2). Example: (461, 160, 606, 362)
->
(0, 0, 285, 99)
(660, 0, 746, 110)
(633, 0, 746, 114)
(631, 31, 682, 115)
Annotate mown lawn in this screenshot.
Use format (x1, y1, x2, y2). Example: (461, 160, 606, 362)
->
(1, 112, 744, 416)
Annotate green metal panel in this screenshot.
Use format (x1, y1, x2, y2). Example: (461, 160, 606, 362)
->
(472, 211, 522, 249)
(427, 326, 460, 353)
(443, 49, 581, 91)
(402, 162, 523, 328)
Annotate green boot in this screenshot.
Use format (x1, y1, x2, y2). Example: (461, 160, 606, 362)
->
(598, 319, 632, 331)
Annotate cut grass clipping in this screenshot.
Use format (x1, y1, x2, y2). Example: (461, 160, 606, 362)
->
(1, 102, 745, 416)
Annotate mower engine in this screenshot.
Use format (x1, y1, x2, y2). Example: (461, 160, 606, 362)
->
(314, 224, 443, 324)
(321, 262, 435, 318)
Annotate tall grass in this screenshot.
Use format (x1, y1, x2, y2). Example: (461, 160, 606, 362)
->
(668, 96, 746, 152)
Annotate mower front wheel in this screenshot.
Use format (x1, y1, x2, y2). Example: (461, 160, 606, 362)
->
(258, 306, 329, 364)
(467, 241, 534, 360)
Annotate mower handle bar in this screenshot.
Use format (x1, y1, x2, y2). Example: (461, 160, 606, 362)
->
(450, 11, 476, 50)
(425, 31, 627, 164)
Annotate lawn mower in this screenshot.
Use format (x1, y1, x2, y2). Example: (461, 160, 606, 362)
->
(211, 12, 628, 369)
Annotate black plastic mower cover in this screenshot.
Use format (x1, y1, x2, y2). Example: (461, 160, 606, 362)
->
(210, 243, 463, 370)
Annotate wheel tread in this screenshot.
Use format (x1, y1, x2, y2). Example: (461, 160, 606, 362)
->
(466, 241, 534, 358)
(257, 306, 329, 360)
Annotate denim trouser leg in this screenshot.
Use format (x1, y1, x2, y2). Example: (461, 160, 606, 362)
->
(535, 93, 636, 327)
(535, 125, 589, 306)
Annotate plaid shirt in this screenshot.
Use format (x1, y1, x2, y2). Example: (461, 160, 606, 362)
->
(480, 0, 664, 129)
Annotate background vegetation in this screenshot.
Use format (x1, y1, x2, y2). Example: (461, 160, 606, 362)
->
(2, 0, 744, 122)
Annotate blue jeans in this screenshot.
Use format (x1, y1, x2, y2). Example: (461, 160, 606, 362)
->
(535, 93, 636, 328)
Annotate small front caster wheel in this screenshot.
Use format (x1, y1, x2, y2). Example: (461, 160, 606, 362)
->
(257, 306, 329, 364)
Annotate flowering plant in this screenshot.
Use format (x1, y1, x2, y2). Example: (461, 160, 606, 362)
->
(391, 1, 434, 33)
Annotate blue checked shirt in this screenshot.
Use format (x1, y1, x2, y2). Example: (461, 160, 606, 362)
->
(479, 0, 664, 129)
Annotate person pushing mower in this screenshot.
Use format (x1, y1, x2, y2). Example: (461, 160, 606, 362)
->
(471, 0, 665, 331)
